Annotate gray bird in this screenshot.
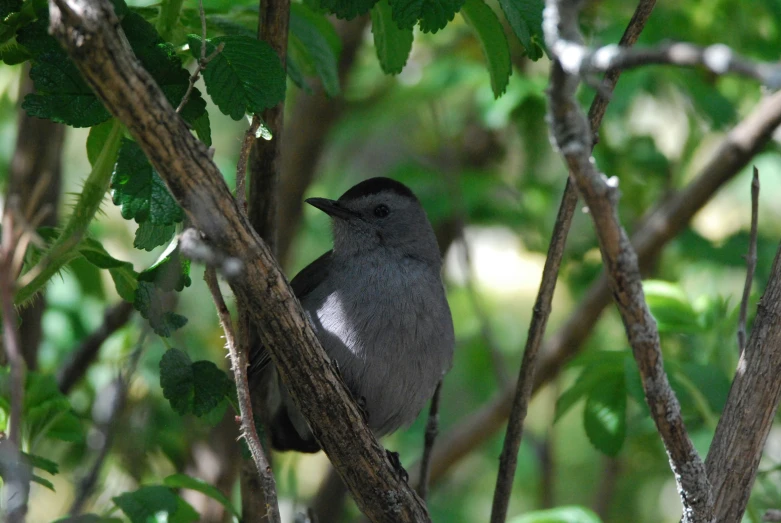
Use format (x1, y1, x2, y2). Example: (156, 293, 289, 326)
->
(250, 177, 454, 452)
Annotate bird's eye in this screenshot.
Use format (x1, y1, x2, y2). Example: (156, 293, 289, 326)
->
(373, 204, 390, 218)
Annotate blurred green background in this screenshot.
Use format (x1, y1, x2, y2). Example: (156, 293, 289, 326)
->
(1, 0, 781, 521)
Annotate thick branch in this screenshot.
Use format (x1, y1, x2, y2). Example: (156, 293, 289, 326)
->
(415, 82, 781, 490)
(705, 242, 781, 520)
(47, 1, 429, 520)
(544, 0, 712, 521)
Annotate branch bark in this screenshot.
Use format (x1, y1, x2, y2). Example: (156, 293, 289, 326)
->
(544, 1, 712, 520)
(705, 241, 781, 520)
(415, 49, 781, 494)
(47, 1, 429, 520)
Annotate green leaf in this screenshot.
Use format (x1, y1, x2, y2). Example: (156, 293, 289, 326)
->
(371, 0, 414, 74)
(191, 361, 232, 417)
(23, 373, 84, 443)
(111, 139, 185, 226)
(289, 3, 341, 96)
(643, 280, 702, 334)
(32, 474, 55, 491)
(190, 109, 212, 147)
(160, 349, 195, 415)
(461, 0, 511, 97)
(0, 37, 31, 65)
(509, 505, 603, 523)
(134, 221, 177, 251)
(138, 241, 191, 292)
(113, 486, 180, 523)
(78, 238, 139, 302)
(389, 0, 463, 33)
(53, 516, 123, 523)
(86, 120, 118, 167)
(16, 18, 59, 59)
(23, 452, 59, 475)
(583, 373, 626, 457)
(496, 0, 544, 60)
(0, 0, 23, 20)
(23, 50, 112, 127)
(134, 281, 188, 337)
(189, 35, 286, 120)
(164, 473, 240, 518)
(319, 0, 378, 20)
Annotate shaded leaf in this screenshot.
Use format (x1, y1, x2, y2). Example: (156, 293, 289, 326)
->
(113, 486, 179, 523)
(191, 361, 232, 417)
(134, 222, 177, 252)
(497, 0, 544, 59)
(290, 3, 341, 96)
(134, 281, 188, 337)
(138, 241, 191, 292)
(461, 0, 511, 97)
(164, 473, 240, 517)
(583, 373, 626, 456)
(160, 349, 194, 415)
(371, 0, 414, 74)
(320, 0, 379, 20)
(389, 0, 464, 33)
(189, 35, 286, 120)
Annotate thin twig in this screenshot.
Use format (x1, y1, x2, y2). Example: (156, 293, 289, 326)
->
(553, 40, 781, 89)
(544, 0, 713, 521)
(417, 381, 442, 501)
(58, 301, 135, 394)
(203, 266, 281, 523)
(69, 335, 144, 515)
(236, 116, 262, 212)
(737, 166, 760, 353)
(764, 510, 781, 522)
(489, 2, 658, 520)
(175, 0, 224, 114)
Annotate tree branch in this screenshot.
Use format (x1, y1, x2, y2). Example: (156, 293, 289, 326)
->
(417, 381, 442, 501)
(544, 1, 713, 521)
(737, 166, 759, 353)
(47, 1, 429, 520)
(490, 1, 657, 519)
(705, 244, 781, 521)
(203, 266, 280, 523)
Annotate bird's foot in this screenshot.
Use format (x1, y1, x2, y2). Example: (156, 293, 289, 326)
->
(385, 449, 409, 483)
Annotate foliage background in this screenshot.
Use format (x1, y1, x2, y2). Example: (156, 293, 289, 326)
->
(0, 0, 780, 521)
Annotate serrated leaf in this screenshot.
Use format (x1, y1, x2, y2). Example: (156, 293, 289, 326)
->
(320, 0, 378, 20)
(189, 35, 286, 120)
(190, 109, 212, 147)
(497, 0, 544, 60)
(583, 373, 626, 457)
(134, 281, 188, 337)
(77, 238, 139, 302)
(86, 120, 117, 167)
(509, 506, 603, 523)
(16, 18, 59, 58)
(134, 222, 176, 251)
(160, 349, 194, 415)
(23, 50, 112, 127)
(138, 242, 191, 292)
(164, 473, 241, 518)
(390, 0, 463, 33)
(191, 361, 232, 417)
(111, 139, 184, 226)
(461, 0, 511, 97)
(0, 0, 23, 20)
(371, 0, 413, 74)
(113, 486, 180, 523)
(290, 3, 341, 96)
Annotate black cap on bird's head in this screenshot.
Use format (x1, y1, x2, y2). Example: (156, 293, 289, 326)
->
(305, 177, 418, 221)
(304, 177, 439, 261)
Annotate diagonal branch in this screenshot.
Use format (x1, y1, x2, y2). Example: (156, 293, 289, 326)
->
(415, 86, 781, 488)
(490, 1, 657, 519)
(544, 0, 713, 521)
(47, 1, 429, 520)
(737, 167, 759, 353)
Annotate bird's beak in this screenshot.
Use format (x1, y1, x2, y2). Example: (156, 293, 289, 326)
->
(305, 198, 361, 220)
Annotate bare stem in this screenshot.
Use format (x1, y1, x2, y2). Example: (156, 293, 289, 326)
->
(236, 116, 262, 213)
(417, 381, 442, 501)
(203, 267, 281, 523)
(489, 2, 658, 521)
(175, 0, 224, 114)
(737, 166, 759, 353)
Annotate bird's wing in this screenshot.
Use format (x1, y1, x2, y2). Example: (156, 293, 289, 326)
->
(248, 251, 333, 378)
